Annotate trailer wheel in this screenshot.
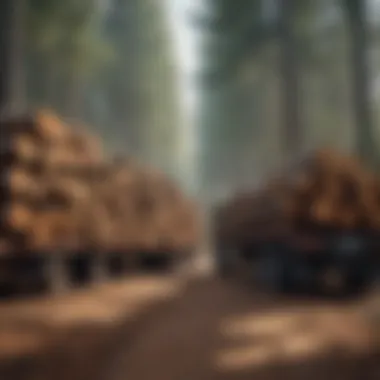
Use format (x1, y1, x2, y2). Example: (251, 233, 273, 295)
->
(216, 246, 236, 278)
(44, 253, 71, 294)
(255, 251, 285, 293)
(91, 252, 109, 283)
(319, 267, 346, 296)
(345, 271, 373, 296)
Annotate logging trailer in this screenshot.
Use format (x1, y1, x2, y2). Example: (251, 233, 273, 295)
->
(213, 150, 380, 296)
(215, 221, 379, 296)
(213, 191, 380, 296)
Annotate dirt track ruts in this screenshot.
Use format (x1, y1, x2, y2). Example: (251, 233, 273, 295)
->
(102, 277, 380, 380)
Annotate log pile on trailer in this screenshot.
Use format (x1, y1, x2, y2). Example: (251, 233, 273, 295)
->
(0, 110, 200, 269)
(215, 149, 380, 249)
(214, 149, 380, 295)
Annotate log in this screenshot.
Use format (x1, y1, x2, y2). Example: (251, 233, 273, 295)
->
(0, 109, 69, 143)
(0, 133, 41, 164)
(216, 149, 380, 249)
(1, 203, 35, 232)
(0, 166, 42, 199)
(63, 128, 105, 165)
(0, 112, 201, 258)
(42, 177, 91, 208)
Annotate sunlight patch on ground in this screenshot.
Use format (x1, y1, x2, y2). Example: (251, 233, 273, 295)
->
(0, 330, 46, 359)
(215, 345, 277, 371)
(0, 277, 183, 328)
(220, 311, 300, 339)
(280, 332, 329, 359)
(215, 304, 373, 373)
(215, 330, 331, 372)
(0, 276, 184, 359)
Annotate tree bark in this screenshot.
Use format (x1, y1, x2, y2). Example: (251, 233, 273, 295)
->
(44, 59, 60, 109)
(0, 0, 12, 114)
(278, 0, 301, 161)
(344, 0, 375, 163)
(64, 69, 85, 120)
(0, 0, 27, 115)
(10, 0, 27, 113)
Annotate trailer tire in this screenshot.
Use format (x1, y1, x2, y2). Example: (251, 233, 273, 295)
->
(44, 253, 71, 294)
(345, 273, 373, 296)
(216, 246, 236, 278)
(255, 250, 286, 293)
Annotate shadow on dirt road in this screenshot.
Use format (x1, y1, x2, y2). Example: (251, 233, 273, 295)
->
(104, 278, 380, 380)
(0, 276, 378, 380)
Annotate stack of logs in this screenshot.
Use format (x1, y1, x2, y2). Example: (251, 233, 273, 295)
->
(0, 110, 200, 257)
(215, 149, 380, 247)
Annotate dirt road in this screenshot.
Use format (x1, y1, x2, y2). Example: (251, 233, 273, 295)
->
(0, 273, 378, 380)
(0, 275, 185, 380)
(103, 277, 379, 380)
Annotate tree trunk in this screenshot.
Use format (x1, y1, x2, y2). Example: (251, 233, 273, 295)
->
(0, 0, 27, 115)
(344, 0, 375, 163)
(44, 58, 60, 109)
(0, 0, 13, 114)
(278, 0, 301, 161)
(64, 70, 85, 120)
(10, 0, 27, 113)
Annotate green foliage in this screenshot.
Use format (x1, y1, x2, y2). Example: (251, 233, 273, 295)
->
(25, 0, 181, 174)
(28, 0, 114, 76)
(196, 0, 267, 80)
(194, 0, 374, 189)
(98, 0, 180, 172)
